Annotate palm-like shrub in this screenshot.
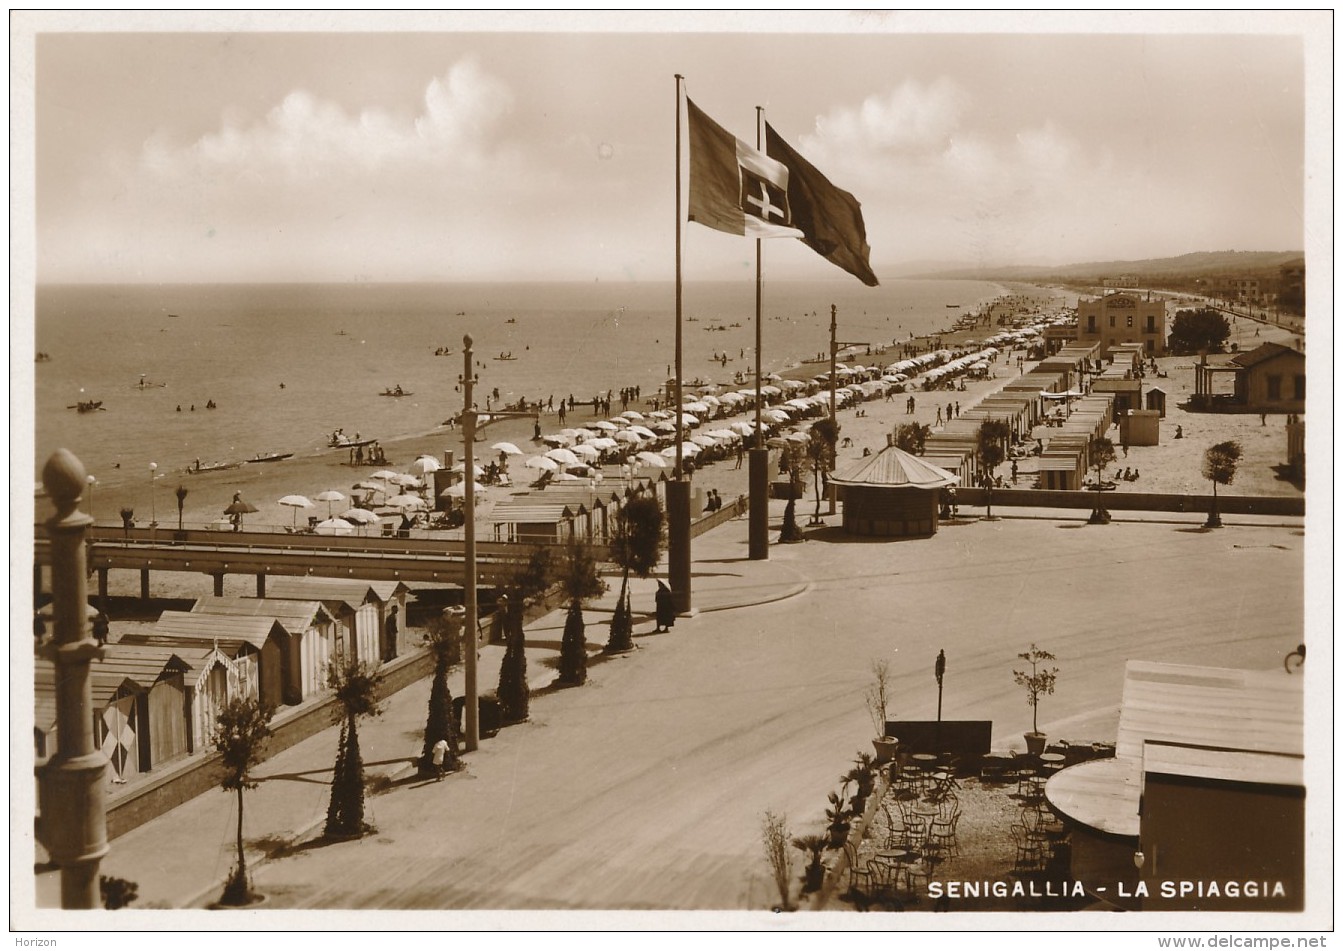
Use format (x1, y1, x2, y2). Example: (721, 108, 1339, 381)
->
(325, 660, 382, 837)
(807, 418, 840, 523)
(495, 595, 530, 722)
(606, 495, 665, 652)
(215, 697, 274, 905)
(556, 539, 607, 685)
(778, 443, 807, 542)
(894, 422, 931, 455)
(1202, 440, 1243, 528)
(1087, 436, 1117, 524)
(418, 608, 464, 777)
(976, 419, 1012, 517)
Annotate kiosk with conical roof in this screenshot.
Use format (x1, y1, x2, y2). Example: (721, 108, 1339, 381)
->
(830, 438, 959, 538)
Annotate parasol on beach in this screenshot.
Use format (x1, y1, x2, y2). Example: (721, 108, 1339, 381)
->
(545, 447, 581, 467)
(614, 430, 643, 444)
(441, 482, 488, 499)
(411, 455, 443, 474)
(635, 452, 668, 468)
(525, 456, 559, 472)
(314, 517, 354, 536)
(491, 442, 523, 456)
(620, 411, 645, 420)
(340, 507, 381, 525)
(277, 494, 314, 527)
(386, 493, 428, 510)
(315, 489, 346, 518)
(569, 443, 601, 459)
(223, 494, 259, 530)
(371, 470, 400, 481)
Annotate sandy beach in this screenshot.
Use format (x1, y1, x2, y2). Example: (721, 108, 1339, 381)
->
(52, 284, 1304, 613)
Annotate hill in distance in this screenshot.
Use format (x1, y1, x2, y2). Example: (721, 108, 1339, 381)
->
(898, 250, 1304, 282)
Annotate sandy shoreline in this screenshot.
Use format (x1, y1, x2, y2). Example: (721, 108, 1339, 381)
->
(45, 283, 1304, 606)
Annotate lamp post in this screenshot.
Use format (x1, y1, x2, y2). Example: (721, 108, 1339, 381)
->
(458, 333, 537, 753)
(148, 462, 158, 528)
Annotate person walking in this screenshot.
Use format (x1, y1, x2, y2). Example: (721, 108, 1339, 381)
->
(654, 580, 676, 634)
(430, 737, 450, 781)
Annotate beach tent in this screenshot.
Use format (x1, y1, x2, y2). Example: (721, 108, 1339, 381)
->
(265, 578, 411, 665)
(191, 596, 337, 703)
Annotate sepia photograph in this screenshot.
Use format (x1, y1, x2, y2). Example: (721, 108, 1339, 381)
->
(12, 9, 1330, 940)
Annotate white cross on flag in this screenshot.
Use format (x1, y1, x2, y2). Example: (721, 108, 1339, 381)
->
(687, 97, 804, 240)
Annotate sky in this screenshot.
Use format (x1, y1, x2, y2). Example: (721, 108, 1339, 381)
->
(19, 11, 1322, 285)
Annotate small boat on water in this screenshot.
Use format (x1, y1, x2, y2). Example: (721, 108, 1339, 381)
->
(68, 400, 105, 413)
(187, 460, 243, 474)
(380, 388, 412, 397)
(247, 451, 294, 464)
(494, 353, 517, 361)
(946, 304, 959, 308)
(328, 434, 377, 449)
(505, 318, 517, 324)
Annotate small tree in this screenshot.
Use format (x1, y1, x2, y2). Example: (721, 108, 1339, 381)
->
(893, 422, 931, 455)
(976, 419, 1012, 517)
(100, 875, 139, 910)
(556, 538, 608, 686)
(325, 660, 382, 838)
(606, 495, 665, 653)
(865, 658, 892, 740)
(761, 810, 794, 912)
(1087, 435, 1117, 524)
(807, 417, 840, 524)
(495, 595, 530, 722)
(214, 696, 275, 906)
(175, 485, 188, 533)
(1202, 439, 1243, 528)
(778, 442, 807, 542)
(418, 607, 464, 778)
(791, 833, 829, 895)
(1012, 643, 1058, 737)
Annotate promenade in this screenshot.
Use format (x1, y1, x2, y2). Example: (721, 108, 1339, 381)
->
(25, 494, 1307, 923)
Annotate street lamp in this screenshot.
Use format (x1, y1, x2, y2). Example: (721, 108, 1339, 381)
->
(148, 462, 158, 528)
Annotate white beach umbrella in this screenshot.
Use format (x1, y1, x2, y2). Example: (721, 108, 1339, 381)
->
(451, 462, 487, 478)
(442, 482, 488, 498)
(525, 455, 559, 472)
(620, 410, 645, 420)
(629, 425, 657, 439)
(729, 421, 759, 436)
(386, 494, 428, 510)
(636, 452, 669, 468)
(388, 473, 423, 488)
(491, 442, 524, 456)
(569, 443, 601, 458)
(553, 472, 582, 482)
(680, 413, 701, 426)
(683, 401, 710, 415)
(371, 470, 400, 481)
(277, 494, 313, 527)
(315, 489, 346, 518)
(614, 430, 643, 444)
(340, 508, 381, 525)
(591, 420, 620, 431)
(545, 447, 581, 466)
(314, 517, 354, 536)
(690, 434, 721, 448)
(411, 455, 443, 474)
(588, 437, 618, 450)
(542, 433, 573, 447)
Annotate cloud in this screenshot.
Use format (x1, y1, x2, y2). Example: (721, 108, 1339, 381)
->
(805, 77, 968, 157)
(142, 57, 516, 181)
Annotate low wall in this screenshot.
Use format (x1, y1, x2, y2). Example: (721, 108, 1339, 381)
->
(691, 493, 747, 538)
(104, 647, 433, 840)
(885, 720, 993, 775)
(954, 487, 1303, 517)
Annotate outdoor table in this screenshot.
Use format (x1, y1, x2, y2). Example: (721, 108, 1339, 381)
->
(1039, 752, 1066, 775)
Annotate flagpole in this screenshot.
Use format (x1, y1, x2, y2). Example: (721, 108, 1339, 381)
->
(667, 75, 693, 614)
(748, 105, 769, 559)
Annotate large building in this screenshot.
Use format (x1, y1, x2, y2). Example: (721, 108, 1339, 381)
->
(1075, 291, 1168, 356)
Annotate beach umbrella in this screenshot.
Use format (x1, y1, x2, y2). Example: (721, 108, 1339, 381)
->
(653, 421, 677, 434)
(545, 447, 581, 466)
(648, 410, 672, 420)
(387, 473, 423, 488)
(635, 452, 668, 468)
(441, 482, 487, 498)
(524, 455, 559, 472)
(683, 401, 710, 415)
(411, 455, 443, 474)
(588, 437, 618, 450)
(541, 433, 573, 447)
(614, 430, 643, 444)
(223, 495, 259, 530)
(661, 443, 700, 458)
(340, 508, 381, 525)
(680, 413, 701, 427)
(314, 517, 354, 536)
(386, 494, 428, 510)
(553, 472, 582, 482)
(371, 469, 400, 481)
(277, 494, 313, 527)
(629, 425, 657, 439)
(315, 489, 346, 518)
(620, 410, 645, 420)
(729, 422, 759, 437)
(591, 420, 620, 431)
(491, 441, 524, 456)
(707, 429, 738, 441)
(569, 443, 601, 459)
(450, 462, 486, 478)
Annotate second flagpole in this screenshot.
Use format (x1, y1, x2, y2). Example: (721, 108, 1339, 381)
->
(748, 105, 770, 560)
(667, 74, 693, 614)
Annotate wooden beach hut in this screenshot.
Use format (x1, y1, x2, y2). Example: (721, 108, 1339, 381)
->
(263, 578, 410, 667)
(489, 501, 583, 544)
(191, 596, 336, 704)
(830, 440, 958, 537)
(125, 610, 280, 710)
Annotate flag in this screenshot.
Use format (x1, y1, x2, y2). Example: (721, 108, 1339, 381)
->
(765, 122, 879, 287)
(687, 98, 804, 240)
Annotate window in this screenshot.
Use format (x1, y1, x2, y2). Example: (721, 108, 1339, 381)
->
(1145, 339, 1154, 353)
(1146, 316, 1156, 333)
(1293, 375, 1305, 400)
(1087, 315, 1096, 333)
(1109, 316, 1115, 328)
(1266, 374, 1282, 401)
(1127, 315, 1133, 328)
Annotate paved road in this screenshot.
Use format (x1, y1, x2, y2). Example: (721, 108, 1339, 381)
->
(236, 506, 1303, 912)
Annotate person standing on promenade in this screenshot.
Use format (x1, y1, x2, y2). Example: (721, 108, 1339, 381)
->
(654, 581, 676, 634)
(431, 737, 450, 781)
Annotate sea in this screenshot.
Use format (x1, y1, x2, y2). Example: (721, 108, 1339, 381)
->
(31, 279, 1023, 493)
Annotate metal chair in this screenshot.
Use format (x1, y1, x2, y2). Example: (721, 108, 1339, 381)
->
(841, 839, 875, 898)
(929, 798, 962, 858)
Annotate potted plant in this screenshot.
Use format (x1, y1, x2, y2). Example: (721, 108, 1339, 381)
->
(1013, 643, 1058, 755)
(845, 753, 877, 818)
(865, 659, 899, 764)
(791, 833, 829, 895)
(825, 786, 853, 849)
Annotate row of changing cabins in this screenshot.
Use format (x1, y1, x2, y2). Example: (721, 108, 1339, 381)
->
(35, 577, 411, 784)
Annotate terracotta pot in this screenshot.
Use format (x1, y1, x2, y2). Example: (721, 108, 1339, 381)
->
(1025, 731, 1048, 755)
